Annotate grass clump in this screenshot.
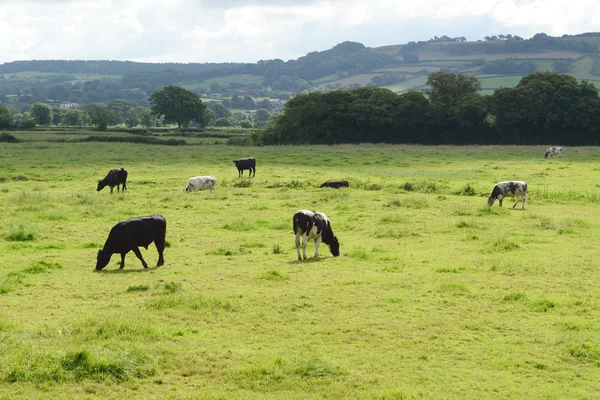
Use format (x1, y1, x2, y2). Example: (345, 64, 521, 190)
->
(454, 183, 477, 196)
(258, 269, 288, 281)
(126, 285, 150, 293)
(272, 244, 284, 254)
(23, 260, 62, 274)
(233, 179, 253, 188)
(386, 197, 428, 209)
(162, 281, 182, 294)
(530, 298, 556, 312)
(503, 291, 527, 302)
(5, 226, 37, 242)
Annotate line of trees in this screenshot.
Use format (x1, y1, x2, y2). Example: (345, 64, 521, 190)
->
(257, 72, 600, 146)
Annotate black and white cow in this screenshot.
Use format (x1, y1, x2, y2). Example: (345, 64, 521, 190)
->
(487, 181, 528, 209)
(184, 176, 216, 193)
(97, 168, 128, 194)
(293, 210, 340, 260)
(320, 180, 349, 189)
(95, 214, 166, 271)
(544, 147, 562, 158)
(233, 157, 256, 177)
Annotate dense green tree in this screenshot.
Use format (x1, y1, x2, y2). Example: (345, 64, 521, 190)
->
(208, 102, 231, 118)
(61, 108, 84, 126)
(214, 117, 232, 127)
(83, 104, 117, 131)
(106, 99, 134, 124)
(125, 108, 139, 127)
(253, 108, 269, 122)
(29, 102, 53, 125)
(149, 85, 207, 129)
(240, 120, 253, 129)
(426, 72, 481, 106)
(136, 106, 155, 128)
(52, 107, 63, 125)
(0, 104, 12, 128)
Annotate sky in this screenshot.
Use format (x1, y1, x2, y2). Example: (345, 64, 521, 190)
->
(0, 0, 599, 65)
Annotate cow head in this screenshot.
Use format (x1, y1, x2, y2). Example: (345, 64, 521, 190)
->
(95, 249, 111, 271)
(544, 151, 550, 158)
(487, 196, 496, 207)
(329, 236, 340, 257)
(97, 180, 106, 191)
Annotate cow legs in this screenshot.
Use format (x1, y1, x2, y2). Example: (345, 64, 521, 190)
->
(131, 247, 149, 268)
(251, 167, 255, 177)
(498, 197, 503, 207)
(155, 240, 165, 267)
(302, 234, 309, 260)
(314, 236, 322, 258)
(110, 186, 114, 194)
(295, 232, 302, 260)
(120, 253, 126, 269)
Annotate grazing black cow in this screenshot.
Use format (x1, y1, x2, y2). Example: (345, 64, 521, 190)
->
(233, 157, 256, 177)
(293, 210, 340, 260)
(97, 168, 128, 194)
(320, 180, 349, 189)
(95, 214, 166, 271)
(487, 181, 528, 209)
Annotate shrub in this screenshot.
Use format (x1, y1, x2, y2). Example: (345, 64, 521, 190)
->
(0, 132, 19, 143)
(5, 226, 36, 242)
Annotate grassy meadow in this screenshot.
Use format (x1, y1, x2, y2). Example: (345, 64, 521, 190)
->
(1, 134, 600, 399)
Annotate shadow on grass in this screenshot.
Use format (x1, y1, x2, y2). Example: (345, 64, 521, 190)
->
(95, 267, 161, 274)
(287, 257, 326, 265)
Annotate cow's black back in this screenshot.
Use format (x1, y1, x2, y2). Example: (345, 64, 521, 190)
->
(320, 180, 349, 189)
(233, 157, 256, 177)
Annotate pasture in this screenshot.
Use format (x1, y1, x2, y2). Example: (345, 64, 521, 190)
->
(1, 136, 600, 399)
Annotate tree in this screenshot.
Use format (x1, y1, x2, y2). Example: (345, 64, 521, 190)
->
(29, 102, 53, 125)
(125, 108, 139, 127)
(61, 109, 84, 126)
(0, 104, 12, 129)
(254, 108, 270, 122)
(214, 117, 232, 127)
(149, 85, 207, 129)
(240, 120, 253, 129)
(208, 102, 231, 119)
(106, 99, 134, 124)
(83, 104, 117, 131)
(426, 72, 481, 107)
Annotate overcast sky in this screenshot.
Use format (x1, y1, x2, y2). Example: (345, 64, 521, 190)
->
(0, 0, 598, 65)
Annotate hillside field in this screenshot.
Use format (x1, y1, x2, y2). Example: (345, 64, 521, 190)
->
(1, 135, 600, 399)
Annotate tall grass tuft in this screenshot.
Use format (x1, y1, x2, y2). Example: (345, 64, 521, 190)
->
(23, 260, 63, 274)
(5, 225, 37, 242)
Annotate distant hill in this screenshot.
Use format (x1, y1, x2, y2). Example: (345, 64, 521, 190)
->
(1, 32, 599, 109)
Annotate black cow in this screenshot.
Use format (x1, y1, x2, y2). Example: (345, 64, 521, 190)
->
(233, 157, 256, 177)
(293, 210, 340, 260)
(97, 168, 128, 194)
(320, 180, 349, 189)
(95, 214, 166, 271)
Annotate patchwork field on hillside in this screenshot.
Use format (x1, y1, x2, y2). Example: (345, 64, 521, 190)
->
(1, 136, 600, 399)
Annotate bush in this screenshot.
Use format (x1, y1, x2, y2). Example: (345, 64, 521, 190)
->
(0, 132, 19, 143)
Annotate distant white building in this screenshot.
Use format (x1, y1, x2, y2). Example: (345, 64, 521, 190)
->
(59, 102, 79, 109)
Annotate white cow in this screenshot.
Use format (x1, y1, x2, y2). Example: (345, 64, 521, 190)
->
(487, 181, 528, 209)
(184, 176, 216, 193)
(545, 147, 562, 158)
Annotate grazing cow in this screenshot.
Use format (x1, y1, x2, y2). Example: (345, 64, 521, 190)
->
(184, 176, 216, 193)
(95, 214, 166, 271)
(293, 210, 340, 260)
(97, 168, 128, 194)
(487, 181, 528, 209)
(233, 157, 256, 177)
(545, 147, 562, 158)
(320, 180, 349, 189)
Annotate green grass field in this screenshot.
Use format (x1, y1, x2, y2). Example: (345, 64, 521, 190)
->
(1, 136, 600, 399)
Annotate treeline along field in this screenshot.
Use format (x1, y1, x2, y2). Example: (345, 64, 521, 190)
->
(1, 137, 600, 399)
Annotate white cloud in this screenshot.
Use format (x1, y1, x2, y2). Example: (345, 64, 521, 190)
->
(0, 0, 598, 64)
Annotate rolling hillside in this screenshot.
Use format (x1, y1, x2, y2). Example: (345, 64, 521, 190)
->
(1, 32, 599, 108)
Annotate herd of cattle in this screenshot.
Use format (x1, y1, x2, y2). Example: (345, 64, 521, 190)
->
(93, 147, 561, 270)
